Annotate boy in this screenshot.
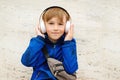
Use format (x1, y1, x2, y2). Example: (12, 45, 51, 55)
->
(21, 6, 78, 80)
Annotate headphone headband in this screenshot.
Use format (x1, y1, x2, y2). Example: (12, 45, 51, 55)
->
(39, 6, 71, 33)
(42, 6, 70, 18)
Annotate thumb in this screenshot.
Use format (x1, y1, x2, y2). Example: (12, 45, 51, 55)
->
(70, 24, 74, 34)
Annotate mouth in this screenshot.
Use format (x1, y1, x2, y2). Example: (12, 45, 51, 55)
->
(52, 32, 59, 34)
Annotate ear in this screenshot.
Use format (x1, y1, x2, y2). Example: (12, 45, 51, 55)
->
(65, 21, 70, 33)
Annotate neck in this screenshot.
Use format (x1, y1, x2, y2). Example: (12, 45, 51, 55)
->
(48, 38, 57, 43)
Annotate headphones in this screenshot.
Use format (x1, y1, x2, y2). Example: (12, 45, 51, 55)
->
(39, 6, 71, 33)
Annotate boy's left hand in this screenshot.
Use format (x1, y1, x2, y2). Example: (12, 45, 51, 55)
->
(64, 24, 74, 41)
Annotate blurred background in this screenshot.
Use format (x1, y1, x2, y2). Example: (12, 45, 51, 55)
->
(0, 0, 120, 80)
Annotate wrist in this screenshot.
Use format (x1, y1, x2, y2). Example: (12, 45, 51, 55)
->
(37, 34, 45, 38)
(37, 35, 45, 40)
(64, 37, 72, 41)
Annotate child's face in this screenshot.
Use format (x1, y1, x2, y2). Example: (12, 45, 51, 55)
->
(45, 16, 66, 43)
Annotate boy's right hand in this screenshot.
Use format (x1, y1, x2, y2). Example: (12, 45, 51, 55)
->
(35, 23, 45, 38)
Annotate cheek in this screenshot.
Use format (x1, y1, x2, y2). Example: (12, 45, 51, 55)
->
(61, 28, 65, 33)
(45, 24, 51, 32)
(61, 26, 66, 32)
(46, 28, 51, 34)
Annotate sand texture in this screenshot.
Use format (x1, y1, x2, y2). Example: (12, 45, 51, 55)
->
(0, 0, 120, 80)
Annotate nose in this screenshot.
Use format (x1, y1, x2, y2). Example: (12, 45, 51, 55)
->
(54, 24, 58, 30)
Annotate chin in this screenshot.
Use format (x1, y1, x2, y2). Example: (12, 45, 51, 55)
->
(52, 37, 60, 40)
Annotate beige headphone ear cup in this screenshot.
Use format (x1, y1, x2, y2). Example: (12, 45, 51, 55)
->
(40, 19, 46, 33)
(65, 21, 70, 33)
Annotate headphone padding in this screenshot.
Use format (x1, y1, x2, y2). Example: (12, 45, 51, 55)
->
(40, 19, 46, 33)
(65, 21, 70, 33)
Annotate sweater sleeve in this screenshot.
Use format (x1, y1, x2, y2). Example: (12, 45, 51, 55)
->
(21, 36, 45, 67)
(62, 38, 78, 74)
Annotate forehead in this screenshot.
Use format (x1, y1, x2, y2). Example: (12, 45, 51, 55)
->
(48, 16, 67, 23)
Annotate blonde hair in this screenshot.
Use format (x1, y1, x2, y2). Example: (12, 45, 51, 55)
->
(42, 7, 71, 23)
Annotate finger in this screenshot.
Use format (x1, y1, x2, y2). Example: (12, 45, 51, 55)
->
(35, 26, 38, 35)
(35, 25, 38, 32)
(35, 25, 37, 32)
(71, 24, 74, 33)
(35, 24, 40, 34)
(69, 24, 74, 35)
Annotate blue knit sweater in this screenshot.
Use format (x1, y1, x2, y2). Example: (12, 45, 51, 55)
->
(21, 34, 78, 80)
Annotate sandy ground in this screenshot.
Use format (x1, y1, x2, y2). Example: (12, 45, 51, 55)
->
(0, 0, 120, 80)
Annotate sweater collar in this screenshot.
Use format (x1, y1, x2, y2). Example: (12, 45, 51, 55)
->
(44, 33, 65, 45)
